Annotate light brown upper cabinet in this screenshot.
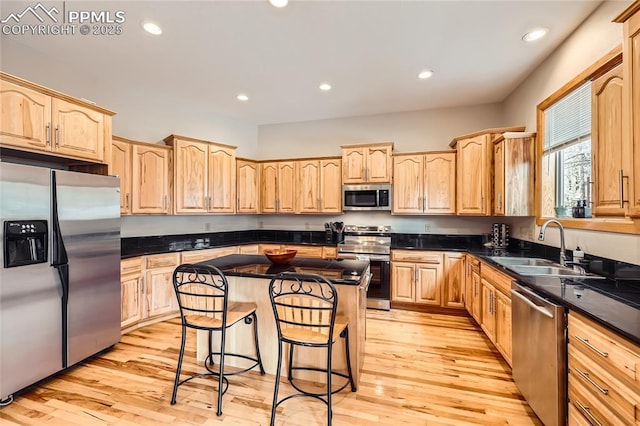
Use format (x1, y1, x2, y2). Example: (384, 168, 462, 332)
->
(261, 161, 296, 214)
(392, 151, 456, 214)
(111, 137, 133, 214)
(131, 140, 172, 214)
(297, 158, 342, 213)
(237, 159, 260, 214)
(341, 142, 393, 184)
(493, 132, 535, 216)
(164, 134, 237, 214)
(110, 136, 172, 215)
(0, 72, 114, 163)
(615, 2, 640, 218)
(454, 133, 492, 215)
(592, 63, 626, 217)
(450, 127, 524, 216)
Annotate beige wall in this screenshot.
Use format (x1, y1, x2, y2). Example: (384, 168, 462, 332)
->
(257, 103, 504, 159)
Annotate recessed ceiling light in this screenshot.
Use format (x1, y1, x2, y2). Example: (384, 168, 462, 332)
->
(319, 82, 332, 91)
(142, 21, 162, 35)
(237, 94, 249, 101)
(269, 0, 288, 8)
(418, 70, 434, 80)
(522, 27, 548, 42)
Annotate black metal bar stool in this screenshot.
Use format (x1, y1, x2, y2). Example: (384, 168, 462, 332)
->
(170, 263, 265, 416)
(268, 272, 356, 426)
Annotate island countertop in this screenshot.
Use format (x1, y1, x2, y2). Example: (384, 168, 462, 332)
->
(194, 254, 370, 285)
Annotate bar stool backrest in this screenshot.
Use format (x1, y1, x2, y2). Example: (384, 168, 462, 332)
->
(269, 273, 338, 345)
(173, 264, 229, 328)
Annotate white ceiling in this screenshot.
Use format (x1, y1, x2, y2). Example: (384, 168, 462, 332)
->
(1, 0, 604, 125)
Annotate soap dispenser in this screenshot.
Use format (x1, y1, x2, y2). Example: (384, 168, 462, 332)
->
(573, 246, 584, 263)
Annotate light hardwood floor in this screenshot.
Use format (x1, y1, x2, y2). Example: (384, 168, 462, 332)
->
(0, 309, 542, 425)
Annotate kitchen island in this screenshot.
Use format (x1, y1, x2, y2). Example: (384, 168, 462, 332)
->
(191, 254, 371, 386)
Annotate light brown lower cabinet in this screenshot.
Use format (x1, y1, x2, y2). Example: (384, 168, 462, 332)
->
(120, 257, 143, 329)
(464, 256, 482, 323)
(478, 261, 512, 366)
(391, 250, 465, 309)
(443, 252, 465, 308)
(567, 311, 640, 426)
(144, 253, 181, 318)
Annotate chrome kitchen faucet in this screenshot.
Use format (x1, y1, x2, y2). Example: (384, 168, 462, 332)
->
(538, 219, 567, 266)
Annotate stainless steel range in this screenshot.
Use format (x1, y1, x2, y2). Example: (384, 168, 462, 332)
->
(337, 225, 391, 310)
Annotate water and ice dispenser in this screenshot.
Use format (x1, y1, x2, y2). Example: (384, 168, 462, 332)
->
(3, 220, 48, 268)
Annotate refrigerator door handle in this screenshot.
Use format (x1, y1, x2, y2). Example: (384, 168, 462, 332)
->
(51, 172, 69, 266)
(51, 171, 70, 367)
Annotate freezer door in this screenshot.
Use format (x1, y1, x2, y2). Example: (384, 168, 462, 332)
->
(0, 162, 63, 399)
(53, 170, 121, 367)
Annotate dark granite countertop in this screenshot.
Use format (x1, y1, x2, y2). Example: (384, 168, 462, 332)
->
(477, 253, 640, 345)
(193, 254, 369, 285)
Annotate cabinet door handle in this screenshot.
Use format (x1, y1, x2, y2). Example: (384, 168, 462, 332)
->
(55, 125, 61, 148)
(125, 193, 130, 209)
(574, 400, 603, 426)
(423, 196, 426, 211)
(414, 265, 418, 283)
(418, 196, 422, 211)
(497, 193, 502, 210)
(46, 123, 51, 146)
(574, 367, 609, 395)
(619, 169, 629, 209)
(574, 335, 608, 358)
(164, 195, 168, 211)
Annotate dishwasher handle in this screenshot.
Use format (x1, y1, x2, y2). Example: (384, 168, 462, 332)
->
(511, 284, 554, 319)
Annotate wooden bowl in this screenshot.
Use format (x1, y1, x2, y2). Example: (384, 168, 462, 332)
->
(264, 249, 297, 265)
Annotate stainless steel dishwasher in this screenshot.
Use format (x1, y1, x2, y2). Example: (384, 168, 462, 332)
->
(511, 282, 567, 426)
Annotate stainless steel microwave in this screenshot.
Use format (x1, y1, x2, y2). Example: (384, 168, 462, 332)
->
(342, 184, 392, 211)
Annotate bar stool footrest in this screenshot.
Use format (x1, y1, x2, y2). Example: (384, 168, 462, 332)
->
(288, 366, 353, 396)
(204, 352, 265, 376)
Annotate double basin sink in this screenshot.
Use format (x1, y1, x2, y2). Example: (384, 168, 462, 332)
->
(489, 256, 604, 279)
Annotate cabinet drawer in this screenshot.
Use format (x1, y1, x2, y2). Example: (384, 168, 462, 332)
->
(181, 247, 238, 264)
(568, 400, 595, 426)
(569, 371, 626, 426)
(569, 312, 640, 388)
(145, 253, 180, 269)
(322, 246, 337, 259)
(392, 250, 442, 263)
(569, 346, 640, 425)
(283, 245, 324, 258)
(481, 262, 512, 296)
(238, 244, 259, 254)
(121, 257, 142, 275)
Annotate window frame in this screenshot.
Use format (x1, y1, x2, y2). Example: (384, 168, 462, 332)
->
(535, 46, 640, 234)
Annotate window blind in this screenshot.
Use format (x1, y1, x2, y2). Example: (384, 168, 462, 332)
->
(544, 81, 592, 151)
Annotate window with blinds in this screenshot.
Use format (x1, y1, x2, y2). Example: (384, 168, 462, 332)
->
(544, 81, 592, 153)
(542, 81, 592, 217)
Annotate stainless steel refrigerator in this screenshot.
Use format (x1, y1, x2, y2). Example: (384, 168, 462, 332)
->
(0, 162, 121, 401)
